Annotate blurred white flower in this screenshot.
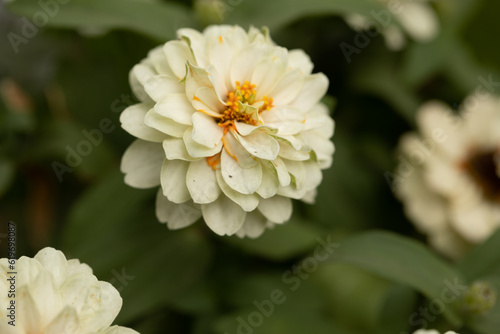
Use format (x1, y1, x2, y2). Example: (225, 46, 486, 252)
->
(395, 96, 500, 258)
(120, 25, 334, 237)
(0, 247, 138, 334)
(413, 330, 459, 334)
(345, 0, 439, 50)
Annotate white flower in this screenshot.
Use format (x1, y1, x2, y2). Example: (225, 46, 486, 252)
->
(394, 95, 500, 258)
(0, 247, 138, 334)
(345, 0, 439, 50)
(413, 330, 459, 334)
(120, 25, 334, 237)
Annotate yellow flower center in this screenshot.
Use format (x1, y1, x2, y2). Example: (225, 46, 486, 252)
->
(217, 81, 273, 128)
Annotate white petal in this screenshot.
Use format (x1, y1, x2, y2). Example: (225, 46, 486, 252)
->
(221, 148, 262, 194)
(288, 49, 313, 75)
(276, 137, 311, 161)
(184, 127, 223, 158)
(147, 46, 176, 76)
(121, 103, 167, 142)
(192, 86, 224, 117)
(99, 326, 141, 334)
(17, 287, 41, 332)
(216, 169, 259, 211)
(160, 159, 191, 203)
(222, 131, 257, 168)
(129, 63, 155, 103)
(251, 49, 287, 99)
(235, 211, 268, 238)
(396, 2, 439, 42)
(156, 189, 201, 229)
(121, 140, 164, 188)
(272, 157, 291, 187)
(144, 109, 187, 138)
(234, 121, 277, 136)
(154, 93, 194, 125)
(191, 112, 224, 148)
(186, 159, 221, 204)
(163, 137, 198, 161)
(290, 73, 329, 111)
(143, 75, 184, 102)
(33, 248, 68, 289)
(201, 194, 246, 236)
(269, 68, 304, 106)
(234, 129, 280, 161)
(257, 161, 279, 199)
(230, 43, 269, 85)
(186, 61, 212, 97)
(258, 196, 293, 224)
(260, 106, 305, 136)
(178, 28, 209, 67)
(163, 40, 195, 79)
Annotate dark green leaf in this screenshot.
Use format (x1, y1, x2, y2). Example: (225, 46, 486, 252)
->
(7, 0, 196, 41)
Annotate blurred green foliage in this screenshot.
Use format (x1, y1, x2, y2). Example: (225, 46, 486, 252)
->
(1, 0, 500, 333)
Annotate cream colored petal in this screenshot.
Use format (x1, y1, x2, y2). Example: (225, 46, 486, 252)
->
(186, 159, 221, 204)
(221, 148, 262, 195)
(201, 194, 246, 236)
(121, 103, 167, 142)
(156, 189, 201, 229)
(121, 140, 164, 189)
(160, 159, 191, 204)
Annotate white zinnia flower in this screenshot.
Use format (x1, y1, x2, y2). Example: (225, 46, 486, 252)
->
(119, 25, 334, 237)
(345, 0, 439, 50)
(413, 330, 459, 334)
(0, 247, 138, 334)
(394, 95, 500, 258)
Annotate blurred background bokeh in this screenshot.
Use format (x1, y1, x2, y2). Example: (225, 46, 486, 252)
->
(1, 0, 499, 333)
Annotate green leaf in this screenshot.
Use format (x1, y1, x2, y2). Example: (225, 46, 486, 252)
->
(61, 171, 213, 323)
(224, 214, 321, 261)
(224, 0, 385, 31)
(327, 230, 465, 327)
(6, 0, 196, 41)
(456, 228, 500, 282)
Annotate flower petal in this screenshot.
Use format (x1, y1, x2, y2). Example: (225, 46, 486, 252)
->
(234, 129, 280, 161)
(163, 137, 198, 161)
(143, 75, 183, 102)
(216, 169, 259, 211)
(178, 28, 208, 67)
(201, 194, 246, 236)
(144, 109, 187, 138)
(257, 161, 279, 199)
(269, 68, 304, 106)
(184, 127, 223, 158)
(221, 148, 262, 194)
(186, 159, 221, 204)
(156, 189, 201, 229)
(44, 307, 79, 334)
(121, 140, 164, 188)
(258, 196, 293, 224)
(154, 93, 194, 125)
(191, 112, 224, 148)
(235, 211, 268, 238)
(192, 86, 224, 117)
(160, 159, 191, 203)
(163, 40, 195, 80)
(287, 49, 313, 75)
(290, 73, 329, 111)
(222, 131, 257, 168)
(121, 103, 167, 142)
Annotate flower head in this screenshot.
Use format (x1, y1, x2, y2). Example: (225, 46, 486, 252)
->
(120, 25, 334, 237)
(0, 247, 138, 334)
(394, 95, 500, 258)
(345, 0, 439, 50)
